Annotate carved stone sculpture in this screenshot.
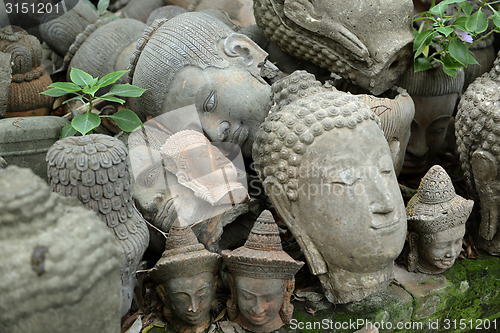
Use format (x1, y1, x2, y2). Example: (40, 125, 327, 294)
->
(0, 51, 11, 118)
(161, 130, 248, 206)
(64, 18, 146, 82)
(128, 12, 278, 158)
(253, 71, 407, 304)
(0, 166, 121, 333)
(0, 116, 68, 180)
(149, 219, 221, 333)
(253, 0, 414, 95)
(146, 5, 187, 24)
(109, 0, 164, 23)
(164, 0, 256, 26)
(0, 26, 53, 117)
(398, 65, 465, 175)
(406, 165, 474, 274)
(40, 0, 99, 57)
(222, 210, 304, 333)
(456, 52, 500, 255)
(358, 87, 415, 175)
(46, 134, 150, 316)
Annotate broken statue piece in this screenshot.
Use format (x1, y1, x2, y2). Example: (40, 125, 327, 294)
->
(46, 134, 150, 317)
(222, 210, 304, 333)
(253, 0, 414, 95)
(128, 12, 277, 158)
(149, 219, 221, 333)
(161, 129, 248, 206)
(0, 166, 121, 333)
(406, 165, 474, 275)
(253, 71, 407, 304)
(456, 51, 500, 256)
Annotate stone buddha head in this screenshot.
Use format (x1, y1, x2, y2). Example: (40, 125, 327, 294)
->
(252, 71, 407, 303)
(161, 130, 248, 206)
(456, 53, 500, 255)
(398, 65, 465, 175)
(150, 219, 221, 333)
(253, 0, 414, 95)
(406, 165, 473, 274)
(129, 12, 278, 158)
(222, 210, 304, 333)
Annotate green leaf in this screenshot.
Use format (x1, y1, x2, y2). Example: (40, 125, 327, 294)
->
(436, 26, 454, 37)
(40, 88, 68, 97)
(466, 9, 488, 34)
(443, 54, 463, 69)
(60, 123, 77, 139)
(72, 112, 101, 136)
(442, 64, 458, 77)
(441, 0, 465, 5)
(461, 2, 473, 16)
(466, 51, 479, 66)
(97, 0, 109, 15)
(453, 16, 468, 30)
(82, 85, 100, 97)
(492, 10, 500, 30)
(429, 2, 448, 17)
(97, 70, 129, 88)
(70, 67, 94, 88)
(48, 81, 81, 93)
(98, 96, 126, 104)
(448, 38, 469, 65)
(413, 30, 436, 58)
(104, 84, 146, 98)
(414, 57, 431, 72)
(62, 95, 85, 105)
(103, 109, 143, 132)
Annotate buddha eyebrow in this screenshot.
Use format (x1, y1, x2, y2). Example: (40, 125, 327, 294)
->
(239, 287, 283, 297)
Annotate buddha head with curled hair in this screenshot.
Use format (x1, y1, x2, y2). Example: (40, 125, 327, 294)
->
(252, 70, 407, 304)
(129, 12, 278, 158)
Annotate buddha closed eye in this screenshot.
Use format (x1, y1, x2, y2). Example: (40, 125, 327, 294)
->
(203, 90, 218, 113)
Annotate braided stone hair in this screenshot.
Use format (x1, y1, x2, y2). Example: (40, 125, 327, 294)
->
(252, 71, 379, 201)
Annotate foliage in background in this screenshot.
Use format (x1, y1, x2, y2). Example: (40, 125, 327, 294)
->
(413, 0, 500, 76)
(41, 68, 145, 138)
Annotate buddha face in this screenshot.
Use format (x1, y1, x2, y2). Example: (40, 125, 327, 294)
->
(163, 63, 272, 159)
(403, 94, 457, 174)
(176, 141, 248, 205)
(293, 120, 407, 273)
(163, 272, 215, 325)
(234, 276, 285, 327)
(417, 224, 465, 271)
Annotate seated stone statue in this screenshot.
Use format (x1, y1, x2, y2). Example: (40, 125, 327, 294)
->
(149, 219, 221, 333)
(161, 129, 248, 206)
(0, 166, 121, 333)
(252, 0, 414, 95)
(222, 210, 304, 333)
(398, 65, 465, 175)
(128, 12, 278, 158)
(456, 52, 500, 256)
(406, 165, 474, 274)
(252, 71, 407, 304)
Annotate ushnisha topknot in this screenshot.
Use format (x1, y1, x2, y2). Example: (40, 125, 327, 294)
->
(222, 210, 304, 279)
(253, 70, 380, 201)
(149, 219, 221, 281)
(406, 165, 474, 234)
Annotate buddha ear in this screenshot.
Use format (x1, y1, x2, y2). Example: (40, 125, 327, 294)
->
(471, 149, 498, 181)
(407, 231, 419, 272)
(224, 33, 262, 66)
(263, 177, 328, 275)
(283, 0, 370, 62)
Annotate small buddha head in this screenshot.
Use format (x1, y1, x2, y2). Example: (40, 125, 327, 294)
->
(398, 65, 465, 175)
(149, 220, 221, 330)
(161, 130, 248, 206)
(222, 210, 304, 332)
(406, 165, 473, 274)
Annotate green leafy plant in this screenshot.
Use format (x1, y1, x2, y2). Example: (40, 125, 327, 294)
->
(413, 0, 500, 76)
(41, 67, 145, 138)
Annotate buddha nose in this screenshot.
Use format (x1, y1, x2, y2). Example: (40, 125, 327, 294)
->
(369, 176, 395, 214)
(188, 296, 199, 313)
(406, 129, 429, 158)
(252, 298, 265, 315)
